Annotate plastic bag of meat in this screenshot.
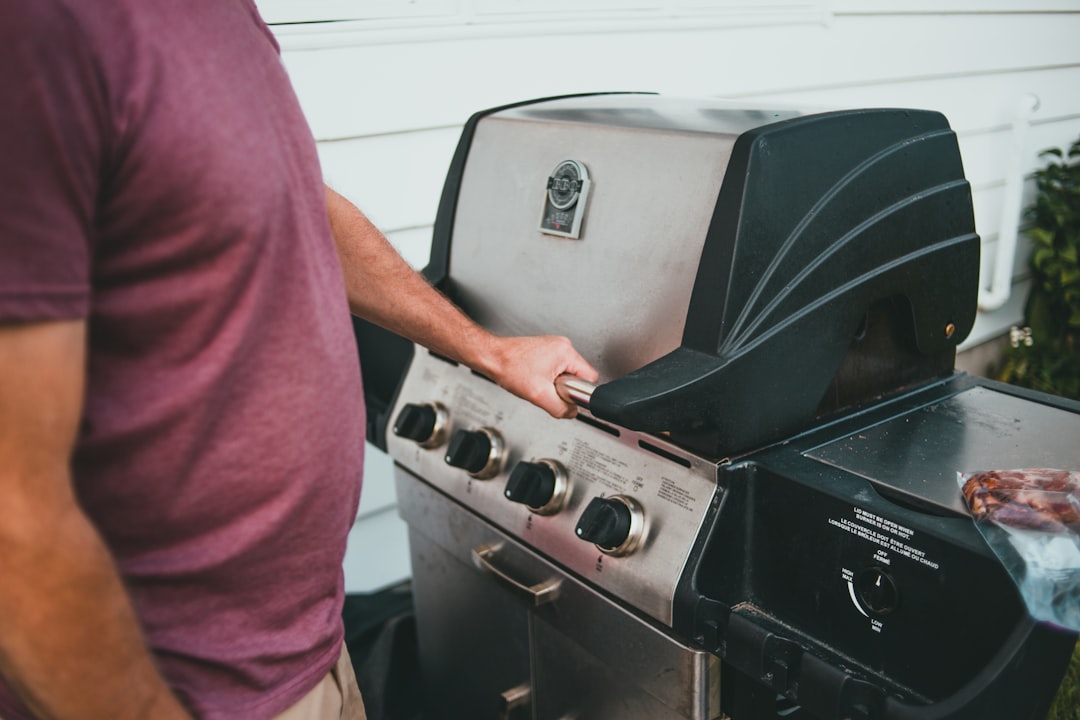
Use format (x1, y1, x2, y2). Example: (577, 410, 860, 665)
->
(958, 469, 1080, 632)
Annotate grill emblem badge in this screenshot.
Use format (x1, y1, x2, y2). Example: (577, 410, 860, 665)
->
(540, 159, 590, 239)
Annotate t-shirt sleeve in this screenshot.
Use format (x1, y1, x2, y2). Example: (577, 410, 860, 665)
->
(0, 3, 106, 322)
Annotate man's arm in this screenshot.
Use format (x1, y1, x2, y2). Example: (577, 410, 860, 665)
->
(0, 320, 190, 720)
(326, 187, 598, 418)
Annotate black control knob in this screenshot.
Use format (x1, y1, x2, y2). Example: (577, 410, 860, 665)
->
(445, 428, 503, 479)
(392, 403, 447, 447)
(505, 460, 567, 514)
(856, 567, 899, 615)
(505, 461, 555, 507)
(575, 495, 643, 555)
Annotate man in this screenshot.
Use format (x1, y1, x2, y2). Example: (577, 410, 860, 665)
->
(0, 2, 597, 718)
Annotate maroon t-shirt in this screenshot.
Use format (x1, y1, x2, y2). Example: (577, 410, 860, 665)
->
(0, 2, 365, 718)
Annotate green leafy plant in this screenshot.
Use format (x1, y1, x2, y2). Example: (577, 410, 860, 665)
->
(1046, 640, 1080, 720)
(992, 136, 1080, 720)
(997, 135, 1080, 401)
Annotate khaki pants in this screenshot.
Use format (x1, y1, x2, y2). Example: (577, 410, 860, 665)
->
(274, 643, 367, 720)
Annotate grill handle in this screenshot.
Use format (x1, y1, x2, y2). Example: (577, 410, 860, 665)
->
(555, 374, 596, 409)
(471, 544, 561, 606)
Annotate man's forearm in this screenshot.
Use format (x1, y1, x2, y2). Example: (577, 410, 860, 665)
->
(0, 321, 189, 720)
(0, 494, 190, 720)
(324, 186, 496, 369)
(324, 187, 599, 418)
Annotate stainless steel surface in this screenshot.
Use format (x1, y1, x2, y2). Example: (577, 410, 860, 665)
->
(397, 468, 723, 720)
(404, 509, 532, 717)
(806, 386, 1080, 516)
(448, 96, 800, 382)
(531, 614, 722, 720)
(555, 373, 595, 408)
(388, 349, 720, 626)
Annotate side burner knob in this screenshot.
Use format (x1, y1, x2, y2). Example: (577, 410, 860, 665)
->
(445, 428, 504, 479)
(392, 402, 448, 448)
(505, 460, 568, 515)
(856, 567, 900, 616)
(575, 495, 644, 556)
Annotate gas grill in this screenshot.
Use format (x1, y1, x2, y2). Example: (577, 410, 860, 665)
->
(358, 93, 1080, 720)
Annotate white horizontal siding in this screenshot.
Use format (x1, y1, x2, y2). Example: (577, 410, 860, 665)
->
(282, 12, 1080, 139)
(257, 0, 456, 25)
(317, 129, 458, 235)
(269, 5, 1080, 590)
(833, 0, 1080, 13)
(258, 0, 828, 27)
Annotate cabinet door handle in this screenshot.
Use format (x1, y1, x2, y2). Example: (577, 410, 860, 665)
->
(498, 682, 532, 720)
(471, 543, 561, 606)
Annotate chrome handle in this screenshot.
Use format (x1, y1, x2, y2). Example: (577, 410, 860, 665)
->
(555, 373, 595, 409)
(471, 543, 560, 606)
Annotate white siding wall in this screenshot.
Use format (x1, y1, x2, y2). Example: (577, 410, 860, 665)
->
(256, 2, 1080, 592)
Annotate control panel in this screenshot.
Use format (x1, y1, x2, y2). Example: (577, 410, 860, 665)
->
(386, 349, 720, 627)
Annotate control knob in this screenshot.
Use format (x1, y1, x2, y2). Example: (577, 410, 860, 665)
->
(855, 567, 899, 615)
(392, 402, 448, 448)
(575, 495, 644, 556)
(445, 427, 504, 479)
(504, 460, 568, 515)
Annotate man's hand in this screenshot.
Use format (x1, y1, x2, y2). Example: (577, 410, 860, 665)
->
(326, 186, 599, 419)
(476, 334, 598, 419)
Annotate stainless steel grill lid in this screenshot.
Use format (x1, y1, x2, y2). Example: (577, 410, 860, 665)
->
(426, 94, 979, 457)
